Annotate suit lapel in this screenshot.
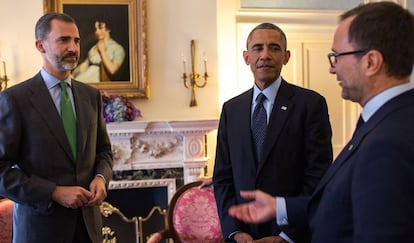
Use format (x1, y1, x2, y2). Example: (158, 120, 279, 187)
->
(242, 89, 257, 163)
(71, 81, 93, 164)
(312, 126, 368, 196)
(235, 89, 261, 172)
(29, 74, 74, 161)
(257, 80, 293, 173)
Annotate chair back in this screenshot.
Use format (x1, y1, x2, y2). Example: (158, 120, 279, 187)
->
(100, 201, 139, 243)
(0, 198, 13, 243)
(169, 181, 223, 243)
(138, 206, 168, 243)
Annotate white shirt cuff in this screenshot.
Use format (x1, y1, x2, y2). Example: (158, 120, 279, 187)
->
(279, 231, 295, 243)
(276, 197, 289, 225)
(95, 174, 107, 184)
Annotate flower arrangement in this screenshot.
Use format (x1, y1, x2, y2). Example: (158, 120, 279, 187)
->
(101, 91, 142, 123)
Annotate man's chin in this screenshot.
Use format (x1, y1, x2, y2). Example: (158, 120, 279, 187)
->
(258, 77, 277, 84)
(62, 62, 79, 71)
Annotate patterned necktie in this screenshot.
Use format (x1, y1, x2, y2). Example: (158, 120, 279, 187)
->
(60, 82, 77, 159)
(252, 93, 267, 163)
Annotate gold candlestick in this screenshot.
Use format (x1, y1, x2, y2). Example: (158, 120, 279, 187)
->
(182, 40, 208, 107)
(0, 60, 8, 91)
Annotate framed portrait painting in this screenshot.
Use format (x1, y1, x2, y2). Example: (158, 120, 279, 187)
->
(43, 0, 148, 98)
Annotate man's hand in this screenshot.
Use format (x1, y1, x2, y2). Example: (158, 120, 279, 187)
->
(86, 176, 107, 206)
(234, 232, 253, 243)
(51, 186, 92, 209)
(198, 177, 213, 188)
(228, 190, 277, 224)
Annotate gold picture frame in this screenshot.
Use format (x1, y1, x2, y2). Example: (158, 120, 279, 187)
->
(43, 0, 149, 98)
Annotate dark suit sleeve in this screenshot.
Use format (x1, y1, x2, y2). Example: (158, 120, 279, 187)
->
(92, 91, 113, 187)
(301, 95, 333, 195)
(285, 196, 310, 228)
(213, 103, 240, 238)
(0, 91, 55, 212)
(282, 92, 333, 242)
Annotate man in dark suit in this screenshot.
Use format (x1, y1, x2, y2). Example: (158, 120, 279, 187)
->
(213, 23, 333, 242)
(228, 2, 414, 242)
(0, 13, 113, 243)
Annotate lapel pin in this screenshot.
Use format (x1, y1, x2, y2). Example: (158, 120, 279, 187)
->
(281, 106, 288, 111)
(348, 144, 354, 151)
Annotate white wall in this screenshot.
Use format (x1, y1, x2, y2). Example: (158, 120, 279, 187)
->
(142, 0, 220, 121)
(0, 0, 43, 86)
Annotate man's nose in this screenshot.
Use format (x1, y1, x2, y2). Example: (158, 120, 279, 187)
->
(329, 66, 336, 74)
(259, 47, 271, 59)
(67, 40, 79, 52)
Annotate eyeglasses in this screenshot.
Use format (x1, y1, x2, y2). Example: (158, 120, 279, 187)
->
(327, 50, 367, 68)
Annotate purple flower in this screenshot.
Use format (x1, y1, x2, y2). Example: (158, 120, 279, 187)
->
(101, 91, 142, 123)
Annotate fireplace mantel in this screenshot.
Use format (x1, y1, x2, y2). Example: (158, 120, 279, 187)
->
(106, 119, 219, 184)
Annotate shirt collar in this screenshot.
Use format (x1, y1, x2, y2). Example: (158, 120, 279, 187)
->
(40, 68, 72, 89)
(362, 82, 414, 121)
(253, 76, 282, 104)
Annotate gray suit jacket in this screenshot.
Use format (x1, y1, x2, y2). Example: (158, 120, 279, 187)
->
(0, 72, 113, 243)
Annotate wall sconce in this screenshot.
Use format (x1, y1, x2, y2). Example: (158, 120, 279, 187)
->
(0, 60, 8, 91)
(182, 40, 208, 107)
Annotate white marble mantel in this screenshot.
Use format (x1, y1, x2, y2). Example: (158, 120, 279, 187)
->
(106, 119, 219, 184)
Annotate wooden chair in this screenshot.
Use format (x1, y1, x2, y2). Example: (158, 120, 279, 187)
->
(0, 198, 13, 243)
(100, 201, 139, 243)
(147, 181, 223, 243)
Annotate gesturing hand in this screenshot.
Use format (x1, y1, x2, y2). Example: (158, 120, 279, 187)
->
(228, 190, 277, 224)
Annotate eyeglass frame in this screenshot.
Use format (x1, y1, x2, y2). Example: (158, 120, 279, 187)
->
(327, 50, 367, 68)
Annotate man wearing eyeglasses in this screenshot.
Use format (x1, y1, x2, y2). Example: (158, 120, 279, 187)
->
(228, 2, 414, 242)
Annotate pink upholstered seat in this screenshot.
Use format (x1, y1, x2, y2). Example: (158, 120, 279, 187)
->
(146, 181, 223, 243)
(0, 198, 13, 243)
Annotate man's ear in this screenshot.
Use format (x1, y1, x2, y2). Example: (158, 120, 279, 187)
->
(243, 50, 249, 65)
(365, 50, 383, 76)
(283, 50, 291, 65)
(35, 40, 45, 53)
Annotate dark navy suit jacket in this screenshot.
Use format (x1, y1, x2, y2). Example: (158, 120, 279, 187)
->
(213, 80, 333, 241)
(287, 89, 414, 242)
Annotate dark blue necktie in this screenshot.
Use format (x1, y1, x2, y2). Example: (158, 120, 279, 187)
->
(350, 115, 365, 139)
(252, 93, 267, 163)
(356, 115, 364, 130)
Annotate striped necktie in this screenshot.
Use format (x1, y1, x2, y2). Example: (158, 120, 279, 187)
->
(60, 82, 77, 159)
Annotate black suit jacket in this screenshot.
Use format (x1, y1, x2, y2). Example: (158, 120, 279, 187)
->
(213, 80, 333, 241)
(287, 89, 414, 242)
(0, 72, 113, 243)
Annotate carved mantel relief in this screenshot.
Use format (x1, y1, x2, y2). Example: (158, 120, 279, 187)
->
(106, 119, 219, 184)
